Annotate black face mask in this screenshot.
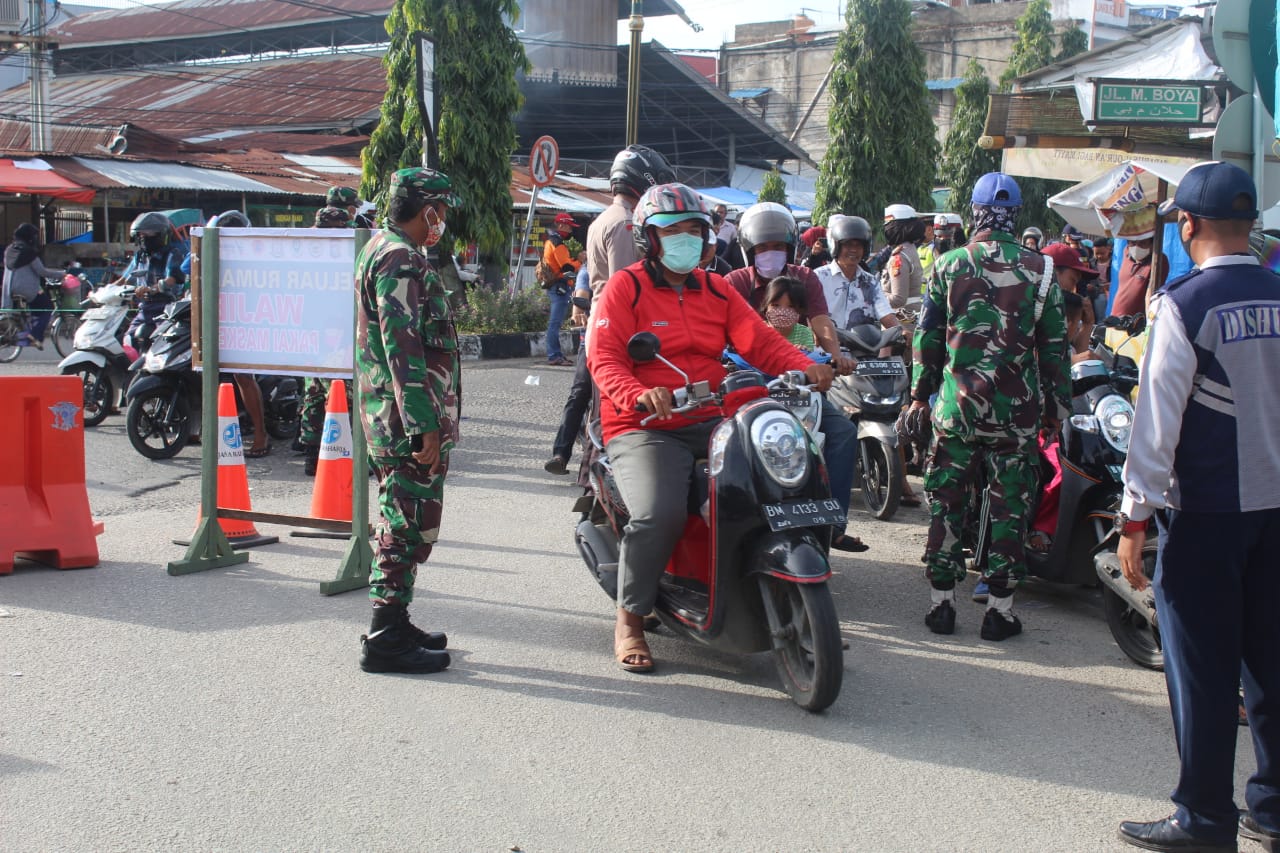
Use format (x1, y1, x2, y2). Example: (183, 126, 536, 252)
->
(142, 235, 164, 254)
(937, 238, 953, 253)
(711, 213, 723, 226)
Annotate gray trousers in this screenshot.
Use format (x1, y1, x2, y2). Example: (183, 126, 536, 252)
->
(607, 420, 719, 616)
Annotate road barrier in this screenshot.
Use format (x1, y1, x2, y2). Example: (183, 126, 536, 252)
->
(0, 376, 103, 574)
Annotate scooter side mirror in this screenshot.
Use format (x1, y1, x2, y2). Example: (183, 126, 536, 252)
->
(1128, 313, 1146, 335)
(628, 332, 661, 363)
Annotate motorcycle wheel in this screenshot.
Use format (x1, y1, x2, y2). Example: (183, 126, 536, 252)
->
(758, 576, 843, 712)
(859, 438, 903, 521)
(72, 365, 113, 427)
(1102, 540, 1163, 670)
(51, 314, 77, 358)
(0, 313, 23, 363)
(126, 388, 191, 460)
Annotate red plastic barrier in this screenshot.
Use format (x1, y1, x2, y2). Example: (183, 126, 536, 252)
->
(0, 376, 101, 574)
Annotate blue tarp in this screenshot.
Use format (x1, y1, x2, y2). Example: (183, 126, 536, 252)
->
(696, 185, 811, 217)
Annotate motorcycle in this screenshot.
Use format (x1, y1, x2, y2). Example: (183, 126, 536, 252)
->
(826, 324, 910, 520)
(573, 332, 845, 712)
(57, 283, 136, 427)
(969, 314, 1159, 668)
(124, 299, 302, 460)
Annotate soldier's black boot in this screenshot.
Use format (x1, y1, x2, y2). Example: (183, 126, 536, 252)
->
(980, 586, 1022, 641)
(360, 604, 450, 674)
(925, 585, 956, 635)
(395, 604, 448, 651)
(303, 447, 319, 476)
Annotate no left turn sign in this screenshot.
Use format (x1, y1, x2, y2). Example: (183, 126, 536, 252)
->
(529, 135, 559, 188)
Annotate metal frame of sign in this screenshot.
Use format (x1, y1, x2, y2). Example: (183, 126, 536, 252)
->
(415, 32, 439, 169)
(1091, 78, 1215, 127)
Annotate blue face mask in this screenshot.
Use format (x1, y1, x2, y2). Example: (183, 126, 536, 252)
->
(659, 232, 704, 275)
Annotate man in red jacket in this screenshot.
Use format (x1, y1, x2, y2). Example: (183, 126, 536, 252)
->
(589, 183, 832, 673)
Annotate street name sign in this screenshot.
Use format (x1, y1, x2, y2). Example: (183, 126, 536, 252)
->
(1094, 80, 1204, 124)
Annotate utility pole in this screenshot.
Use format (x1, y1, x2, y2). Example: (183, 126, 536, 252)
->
(27, 0, 52, 153)
(625, 0, 643, 146)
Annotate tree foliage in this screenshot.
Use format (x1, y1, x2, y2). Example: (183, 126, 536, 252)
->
(758, 169, 788, 205)
(999, 0, 1068, 235)
(361, 0, 528, 267)
(813, 0, 939, 225)
(938, 58, 1000, 224)
(1000, 0, 1055, 88)
(1057, 26, 1089, 62)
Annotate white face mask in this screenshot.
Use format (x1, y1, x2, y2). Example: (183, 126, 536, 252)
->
(754, 250, 787, 280)
(1128, 245, 1150, 262)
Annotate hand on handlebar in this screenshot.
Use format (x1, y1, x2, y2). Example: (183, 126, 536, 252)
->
(833, 353, 857, 376)
(636, 387, 674, 422)
(804, 362, 834, 393)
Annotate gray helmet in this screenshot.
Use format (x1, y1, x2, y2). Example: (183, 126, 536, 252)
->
(1022, 226, 1043, 242)
(737, 202, 798, 265)
(827, 214, 872, 256)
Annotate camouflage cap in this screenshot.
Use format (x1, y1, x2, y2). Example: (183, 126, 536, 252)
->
(326, 186, 360, 207)
(389, 167, 459, 208)
(314, 206, 350, 228)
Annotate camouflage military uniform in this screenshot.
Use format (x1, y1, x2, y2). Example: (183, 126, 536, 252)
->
(912, 229, 1070, 593)
(298, 207, 358, 454)
(355, 172, 460, 605)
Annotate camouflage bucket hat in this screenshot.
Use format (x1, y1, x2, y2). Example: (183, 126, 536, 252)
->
(389, 167, 459, 208)
(315, 206, 350, 228)
(327, 186, 360, 207)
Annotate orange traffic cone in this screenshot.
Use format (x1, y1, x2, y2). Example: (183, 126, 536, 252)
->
(179, 382, 278, 549)
(310, 379, 354, 521)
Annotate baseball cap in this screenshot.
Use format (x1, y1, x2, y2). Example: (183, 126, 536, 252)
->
(971, 172, 1022, 207)
(554, 212, 575, 227)
(884, 203, 919, 221)
(1043, 242, 1099, 278)
(1157, 161, 1259, 220)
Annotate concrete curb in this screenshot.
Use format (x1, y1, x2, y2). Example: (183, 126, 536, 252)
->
(458, 330, 581, 361)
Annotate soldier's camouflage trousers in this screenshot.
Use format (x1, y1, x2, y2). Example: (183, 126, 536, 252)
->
(923, 433, 1038, 591)
(369, 454, 448, 604)
(298, 377, 353, 447)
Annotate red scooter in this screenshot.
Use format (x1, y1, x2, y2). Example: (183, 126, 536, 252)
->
(573, 332, 845, 711)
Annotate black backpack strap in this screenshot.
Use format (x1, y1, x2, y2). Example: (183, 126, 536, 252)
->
(623, 268, 642, 310)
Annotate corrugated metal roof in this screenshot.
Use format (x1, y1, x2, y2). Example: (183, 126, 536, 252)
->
(0, 119, 118, 157)
(926, 78, 964, 91)
(51, 0, 394, 45)
(71, 157, 287, 193)
(729, 87, 771, 99)
(0, 54, 385, 138)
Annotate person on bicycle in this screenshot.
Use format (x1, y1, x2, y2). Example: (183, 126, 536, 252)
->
(588, 183, 833, 673)
(119, 212, 188, 353)
(2, 223, 64, 349)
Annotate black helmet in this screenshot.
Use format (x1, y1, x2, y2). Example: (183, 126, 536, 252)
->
(129, 211, 171, 242)
(632, 183, 712, 260)
(209, 210, 251, 228)
(826, 214, 872, 256)
(609, 145, 676, 199)
(737, 202, 798, 265)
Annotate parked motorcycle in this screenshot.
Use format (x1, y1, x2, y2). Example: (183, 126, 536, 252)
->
(970, 314, 1158, 668)
(124, 299, 302, 459)
(573, 332, 844, 712)
(827, 324, 910, 520)
(57, 283, 136, 427)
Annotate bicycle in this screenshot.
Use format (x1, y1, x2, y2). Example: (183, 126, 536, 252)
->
(0, 280, 83, 362)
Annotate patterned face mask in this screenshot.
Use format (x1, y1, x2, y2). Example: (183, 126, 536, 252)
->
(766, 305, 799, 329)
(423, 208, 447, 247)
(970, 203, 1021, 235)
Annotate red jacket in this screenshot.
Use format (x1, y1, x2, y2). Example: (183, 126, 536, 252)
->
(589, 261, 814, 443)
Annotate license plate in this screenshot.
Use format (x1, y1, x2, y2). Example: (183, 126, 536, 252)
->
(856, 360, 906, 376)
(768, 389, 810, 408)
(761, 498, 846, 532)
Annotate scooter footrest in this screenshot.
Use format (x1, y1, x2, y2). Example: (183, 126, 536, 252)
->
(658, 575, 709, 619)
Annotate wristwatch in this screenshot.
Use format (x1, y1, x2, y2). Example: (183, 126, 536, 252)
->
(1112, 511, 1148, 535)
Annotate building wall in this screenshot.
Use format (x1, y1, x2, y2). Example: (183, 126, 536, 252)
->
(520, 0, 617, 85)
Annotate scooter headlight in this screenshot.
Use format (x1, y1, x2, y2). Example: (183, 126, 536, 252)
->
(708, 420, 733, 477)
(1095, 393, 1134, 453)
(749, 411, 809, 487)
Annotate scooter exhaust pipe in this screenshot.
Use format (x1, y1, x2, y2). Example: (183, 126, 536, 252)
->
(575, 519, 619, 600)
(1094, 551, 1158, 626)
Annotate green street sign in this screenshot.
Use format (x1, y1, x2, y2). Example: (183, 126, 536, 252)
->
(1094, 80, 1204, 124)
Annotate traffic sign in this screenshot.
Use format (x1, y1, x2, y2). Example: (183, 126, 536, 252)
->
(529, 135, 559, 188)
(1212, 95, 1280, 208)
(1094, 80, 1204, 124)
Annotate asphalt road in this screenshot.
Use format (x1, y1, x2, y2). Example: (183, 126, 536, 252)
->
(0, 346, 1261, 851)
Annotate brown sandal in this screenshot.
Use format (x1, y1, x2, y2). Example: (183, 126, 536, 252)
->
(615, 611, 654, 673)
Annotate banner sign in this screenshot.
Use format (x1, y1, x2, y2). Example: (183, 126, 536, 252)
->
(1093, 79, 1207, 125)
(193, 227, 356, 378)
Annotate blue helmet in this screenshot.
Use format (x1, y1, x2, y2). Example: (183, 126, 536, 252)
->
(972, 172, 1022, 208)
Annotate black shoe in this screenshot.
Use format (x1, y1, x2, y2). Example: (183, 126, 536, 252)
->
(360, 626, 451, 674)
(544, 455, 568, 475)
(980, 608, 1023, 641)
(1241, 812, 1280, 852)
(925, 600, 956, 635)
(304, 451, 319, 477)
(397, 608, 448, 651)
(1118, 815, 1237, 852)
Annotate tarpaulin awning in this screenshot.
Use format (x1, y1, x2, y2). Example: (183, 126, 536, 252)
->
(1048, 158, 1193, 237)
(0, 158, 95, 203)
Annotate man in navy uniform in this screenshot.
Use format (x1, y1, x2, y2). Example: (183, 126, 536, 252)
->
(1116, 161, 1280, 852)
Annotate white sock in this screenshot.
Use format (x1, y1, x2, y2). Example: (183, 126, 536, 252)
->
(930, 587, 955, 606)
(989, 593, 1014, 615)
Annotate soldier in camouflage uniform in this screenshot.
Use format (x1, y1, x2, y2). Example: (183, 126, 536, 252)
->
(908, 172, 1070, 641)
(327, 187, 360, 224)
(354, 167, 460, 674)
(296, 205, 357, 474)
